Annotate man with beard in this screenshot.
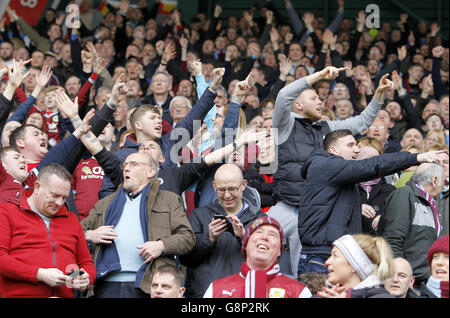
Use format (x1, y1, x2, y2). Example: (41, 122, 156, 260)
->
(268, 69, 396, 277)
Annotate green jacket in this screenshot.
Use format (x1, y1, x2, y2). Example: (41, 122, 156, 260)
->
(81, 179, 196, 297)
(382, 181, 440, 284)
(17, 18, 51, 53)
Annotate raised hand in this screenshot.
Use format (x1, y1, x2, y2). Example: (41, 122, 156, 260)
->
(119, 0, 130, 14)
(322, 29, 334, 46)
(279, 54, 293, 80)
(0, 65, 8, 80)
(81, 50, 93, 67)
(161, 42, 176, 64)
(320, 66, 348, 80)
(417, 150, 448, 164)
(399, 13, 408, 24)
(284, 32, 294, 44)
(214, 4, 222, 18)
(7, 59, 32, 88)
(391, 70, 404, 93)
(269, 27, 280, 43)
(0, 17, 6, 32)
(110, 73, 128, 105)
(421, 74, 434, 98)
(430, 23, 440, 37)
(303, 12, 314, 31)
(343, 61, 353, 77)
(35, 64, 53, 88)
(86, 42, 100, 62)
(180, 35, 189, 50)
(397, 45, 407, 61)
(56, 89, 79, 120)
(432, 45, 444, 59)
(377, 73, 394, 92)
(155, 40, 165, 56)
(238, 128, 268, 146)
(355, 10, 366, 32)
(190, 60, 202, 77)
(374, 73, 394, 103)
(78, 108, 95, 136)
(266, 10, 274, 25)
(6, 6, 19, 22)
(231, 72, 254, 104)
(407, 31, 415, 46)
(93, 57, 107, 75)
(210, 67, 226, 91)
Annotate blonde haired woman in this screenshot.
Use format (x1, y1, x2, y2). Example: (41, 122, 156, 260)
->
(317, 234, 395, 298)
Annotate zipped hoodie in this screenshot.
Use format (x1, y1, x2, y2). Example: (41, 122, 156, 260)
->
(0, 190, 96, 298)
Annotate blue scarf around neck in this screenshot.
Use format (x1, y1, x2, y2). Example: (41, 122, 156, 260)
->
(95, 184, 150, 289)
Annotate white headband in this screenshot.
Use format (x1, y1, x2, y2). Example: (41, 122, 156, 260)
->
(333, 235, 375, 280)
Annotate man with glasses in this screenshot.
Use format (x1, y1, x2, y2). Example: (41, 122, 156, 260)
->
(180, 163, 265, 298)
(169, 96, 192, 125)
(366, 118, 401, 153)
(81, 152, 196, 298)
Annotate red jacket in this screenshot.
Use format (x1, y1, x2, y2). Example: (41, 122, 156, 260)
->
(0, 190, 96, 298)
(205, 268, 310, 298)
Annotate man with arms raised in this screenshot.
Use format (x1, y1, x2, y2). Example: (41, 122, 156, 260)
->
(269, 65, 391, 276)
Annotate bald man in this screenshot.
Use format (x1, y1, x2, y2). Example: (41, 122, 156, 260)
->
(180, 163, 265, 298)
(400, 128, 424, 150)
(384, 258, 418, 298)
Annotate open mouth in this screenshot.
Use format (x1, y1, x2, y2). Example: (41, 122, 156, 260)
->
(256, 244, 269, 251)
(436, 270, 448, 277)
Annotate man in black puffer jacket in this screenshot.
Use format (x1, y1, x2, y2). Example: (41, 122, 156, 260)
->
(297, 129, 444, 276)
(180, 164, 265, 298)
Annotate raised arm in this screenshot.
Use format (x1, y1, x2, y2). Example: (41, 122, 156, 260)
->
(327, 73, 393, 134)
(203, 129, 267, 166)
(7, 64, 52, 124)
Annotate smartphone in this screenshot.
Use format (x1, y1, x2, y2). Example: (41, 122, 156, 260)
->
(213, 215, 234, 233)
(66, 270, 85, 277)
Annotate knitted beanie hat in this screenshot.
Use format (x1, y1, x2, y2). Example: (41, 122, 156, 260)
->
(427, 234, 449, 266)
(241, 216, 285, 258)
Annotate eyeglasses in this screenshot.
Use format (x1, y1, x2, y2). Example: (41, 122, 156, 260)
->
(369, 125, 385, 130)
(215, 182, 242, 194)
(172, 104, 189, 109)
(121, 161, 151, 169)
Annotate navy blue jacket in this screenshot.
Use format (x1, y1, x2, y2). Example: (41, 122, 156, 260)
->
(298, 150, 419, 256)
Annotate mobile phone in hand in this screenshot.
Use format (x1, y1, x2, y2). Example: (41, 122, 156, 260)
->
(213, 215, 234, 233)
(66, 270, 85, 277)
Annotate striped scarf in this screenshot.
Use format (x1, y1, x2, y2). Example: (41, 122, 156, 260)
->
(414, 182, 442, 237)
(240, 262, 280, 298)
